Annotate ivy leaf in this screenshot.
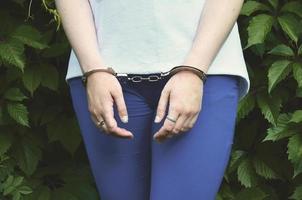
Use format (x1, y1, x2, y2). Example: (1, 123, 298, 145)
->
(256, 92, 281, 126)
(6, 102, 29, 127)
(0, 38, 25, 71)
(22, 65, 43, 97)
(4, 88, 28, 102)
(287, 134, 302, 178)
(281, 1, 302, 18)
(12, 137, 42, 176)
(237, 158, 258, 188)
(289, 110, 302, 123)
(47, 116, 82, 155)
(293, 62, 302, 88)
(268, 60, 292, 93)
(0, 133, 13, 155)
(253, 157, 280, 179)
(267, 44, 294, 57)
(289, 185, 302, 200)
(240, 1, 270, 16)
(263, 113, 297, 142)
(40, 63, 59, 91)
(268, 0, 278, 9)
(278, 14, 302, 44)
(237, 93, 256, 121)
(245, 14, 274, 49)
(227, 150, 247, 175)
(298, 44, 302, 56)
(11, 25, 48, 50)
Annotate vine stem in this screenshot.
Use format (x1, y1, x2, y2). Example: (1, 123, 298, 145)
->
(26, 0, 33, 21)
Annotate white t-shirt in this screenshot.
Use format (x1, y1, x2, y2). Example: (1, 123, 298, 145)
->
(65, 0, 250, 101)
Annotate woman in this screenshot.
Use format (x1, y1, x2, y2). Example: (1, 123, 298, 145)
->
(55, 0, 250, 199)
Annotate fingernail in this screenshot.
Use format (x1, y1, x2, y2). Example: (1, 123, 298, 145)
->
(121, 115, 128, 123)
(154, 115, 161, 123)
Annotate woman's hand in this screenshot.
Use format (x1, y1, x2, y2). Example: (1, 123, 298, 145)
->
(86, 72, 134, 139)
(153, 70, 204, 143)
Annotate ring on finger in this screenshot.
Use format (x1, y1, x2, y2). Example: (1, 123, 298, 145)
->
(96, 120, 105, 128)
(96, 120, 109, 134)
(166, 115, 177, 123)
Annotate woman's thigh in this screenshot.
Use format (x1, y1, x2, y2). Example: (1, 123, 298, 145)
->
(150, 75, 240, 200)
(67, 77, 154, 200)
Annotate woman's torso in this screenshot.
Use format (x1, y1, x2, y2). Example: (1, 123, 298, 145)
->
(65, 0, 250, 101)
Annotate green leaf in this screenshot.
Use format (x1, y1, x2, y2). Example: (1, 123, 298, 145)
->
(6, 102, 29, 127)
(227, 150, 247, 175)
(2, 175, 14, 190)
(293, 62, 302, 88)
(237, 158, 257, 188)
(281, 1, 302, 18)
(268, 60, 292, 93)
(11, 25, 49, 49)
(47, 117, 82, 155)
(278, 14, 302, 44)
(18, 186, 32, 195)
(12, 137, 42, 176)
(268, 0, 278, 9)
(12, 176, 24, 187)
(287, 134, 302, 178)
(289, 110, 302, 123)
(256, 92, 281, 126)
(4, 88, 28, 101)
(0, 133, 13, 155)
(298, 45, 302, 56)
(240, 1, 270, 16)
(245, 14, 274, 49)
(267, 44, 294, 56)
(263, 113, 297, 142)
(253, 157, 279, 179)
(40, 64, 59, 91)
(12, 192, 21, 200)
(289, 185, 302, 200)
(22, 66, 42, 97)
(237, 93, 256, 120)
(0, 38, 25, 71)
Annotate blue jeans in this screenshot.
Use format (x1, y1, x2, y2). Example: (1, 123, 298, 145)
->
(67, 74, 240, 200)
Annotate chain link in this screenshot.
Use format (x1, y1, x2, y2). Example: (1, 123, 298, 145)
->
(116, 71, 171, 83)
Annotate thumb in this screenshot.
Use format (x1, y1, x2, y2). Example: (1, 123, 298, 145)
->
(112, 91, 128, 123)
(154, 89, 170, 123)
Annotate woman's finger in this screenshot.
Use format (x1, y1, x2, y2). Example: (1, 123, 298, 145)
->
(111, 88, 129, 123)
(170, 113, 189, 135)
(181, 112, 199, 132)
(153, 103, 180, 141)
(90, 114, 109, 134)
(187, 112, 200, 130)
(154, 88, 170, 123)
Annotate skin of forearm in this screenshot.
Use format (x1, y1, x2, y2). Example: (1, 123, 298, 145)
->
(54, 0, 105, 73)
(182, 0, 244, 73)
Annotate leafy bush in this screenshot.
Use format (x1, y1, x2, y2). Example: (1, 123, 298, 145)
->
(0, 0, 301, 200)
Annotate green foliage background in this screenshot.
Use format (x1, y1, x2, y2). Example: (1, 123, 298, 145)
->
(0, 0, 301, 199)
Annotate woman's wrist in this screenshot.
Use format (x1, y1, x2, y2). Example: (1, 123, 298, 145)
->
(182, 51, 210, 74)
(80, 57, 107, 74)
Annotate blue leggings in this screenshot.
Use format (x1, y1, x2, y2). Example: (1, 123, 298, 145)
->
(67, 74, 240, 200)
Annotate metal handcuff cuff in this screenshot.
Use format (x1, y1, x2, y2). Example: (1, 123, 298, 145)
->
(81, 65, 207, 130)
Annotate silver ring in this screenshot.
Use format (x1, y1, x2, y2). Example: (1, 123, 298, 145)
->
(166, 115, 177, 123)
(96, 120, 105, 128)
